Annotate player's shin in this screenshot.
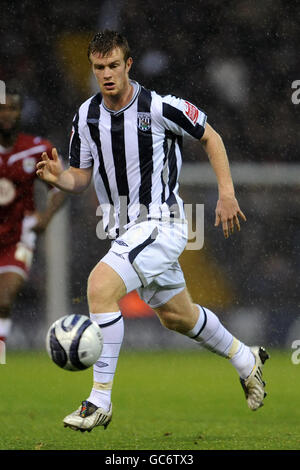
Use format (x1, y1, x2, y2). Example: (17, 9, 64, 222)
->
(87, 312, 124, 411)
(186, 305, 255, 379)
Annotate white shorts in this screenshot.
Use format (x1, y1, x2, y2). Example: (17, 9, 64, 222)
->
(101, 218, 188, 308)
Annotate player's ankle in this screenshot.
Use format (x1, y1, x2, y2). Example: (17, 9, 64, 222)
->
(87, 388, 111, 412)
(230, 344, 255, 379)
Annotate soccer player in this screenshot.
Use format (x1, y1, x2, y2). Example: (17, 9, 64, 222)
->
(36, 30, 269, 432)
(0, 86, 65, 342)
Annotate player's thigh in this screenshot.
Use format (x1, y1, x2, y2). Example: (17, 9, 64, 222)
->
(87, 261, 127, 304)
(0, 272, 25, 307)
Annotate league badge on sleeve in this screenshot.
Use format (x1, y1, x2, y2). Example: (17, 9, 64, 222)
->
(184, 101, 199, 126)
(137, 112, 151, 132)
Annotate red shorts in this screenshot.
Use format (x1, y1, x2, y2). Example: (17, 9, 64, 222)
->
(0, 242, 33, 279)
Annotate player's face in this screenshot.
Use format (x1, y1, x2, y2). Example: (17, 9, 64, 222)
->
(0, 95, 21, 135)
(90, 47, 133, 99)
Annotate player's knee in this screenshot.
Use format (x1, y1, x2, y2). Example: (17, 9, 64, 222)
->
(87, 268, 123, 310)
(88, 273, 110, 304)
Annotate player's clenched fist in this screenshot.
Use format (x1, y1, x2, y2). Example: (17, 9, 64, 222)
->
(36, 148, 64, 184)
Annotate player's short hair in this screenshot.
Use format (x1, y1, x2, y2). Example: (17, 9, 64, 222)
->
(87, 30, 131, 63)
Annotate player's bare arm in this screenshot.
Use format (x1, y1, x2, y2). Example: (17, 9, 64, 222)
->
(200, 123, 246, 238)
(36, 147, 93, 194)
(32, 189, 66, 233)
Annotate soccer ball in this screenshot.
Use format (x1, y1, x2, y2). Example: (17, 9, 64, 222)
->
(46, 314, 103, 371)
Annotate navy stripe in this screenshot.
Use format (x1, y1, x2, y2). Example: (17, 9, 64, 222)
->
(61, 314, 81, 332)
(111, 113, 130, 226)
(191, 306, 207, 339)
(69, 319, 93, 370)
(168, 135, 177, 194)
(98, 314, 123, 329)
(161, 132, 168, 204)
(49, 327, 68, 368)
(87, 94, 114, 206)
(128, 227, 158, 264)
(137, 87, 154, 214)
(165, 192, 180, 218)
(163, 103, 205, 140)
(69, 112, 81, 168)
(162, 130, 180, 217)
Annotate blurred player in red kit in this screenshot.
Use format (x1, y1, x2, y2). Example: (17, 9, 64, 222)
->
(0, 85, 65, 342)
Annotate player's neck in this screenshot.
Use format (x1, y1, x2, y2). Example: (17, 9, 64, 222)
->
(0, 131, 17, 148)
(103, 82, 134, 112)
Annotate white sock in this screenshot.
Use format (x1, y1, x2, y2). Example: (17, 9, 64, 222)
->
(187, 305, 255, 379)
(0, 318, 12, 340)
(229, 343, 255, 379)
(87, 311, 124, 411)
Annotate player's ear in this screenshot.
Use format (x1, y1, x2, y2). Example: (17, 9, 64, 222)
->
(126, 57, 133, 74)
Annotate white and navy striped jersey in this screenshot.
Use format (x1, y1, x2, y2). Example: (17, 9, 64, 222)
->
(69, 80, 207, 237)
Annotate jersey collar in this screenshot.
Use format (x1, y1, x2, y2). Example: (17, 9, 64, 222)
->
(0, 144, 13, 154)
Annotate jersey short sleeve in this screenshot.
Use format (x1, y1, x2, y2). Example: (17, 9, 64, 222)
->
(69, 110, 93, 169)
(160, 94, 207, 140)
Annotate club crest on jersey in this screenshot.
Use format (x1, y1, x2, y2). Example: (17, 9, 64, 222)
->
(0, 178, 16, 206)
(137, 112, 151, 132)
(23, 157, 36, 174)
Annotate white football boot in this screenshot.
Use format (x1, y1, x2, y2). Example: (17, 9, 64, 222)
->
(63, 400, 112, 432)
(240, 346, 270, 411)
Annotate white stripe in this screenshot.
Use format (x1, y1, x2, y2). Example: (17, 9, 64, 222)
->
(78, 100, 94, 168)
(7, 145, 47, 166)
(89, 104, 112, 232)
(124, 101, 141, 223)
(150, 96, 167, 212)
(99, 107, 120, 223)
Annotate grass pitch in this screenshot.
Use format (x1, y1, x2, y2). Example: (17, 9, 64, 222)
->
(0, 349, 299, 451)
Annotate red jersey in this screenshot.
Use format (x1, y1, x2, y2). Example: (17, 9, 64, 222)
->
(0, 133, 52, 246)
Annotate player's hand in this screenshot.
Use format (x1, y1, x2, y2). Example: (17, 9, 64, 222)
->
(214, 195, 246, 238)
(36, 148, 64, 185)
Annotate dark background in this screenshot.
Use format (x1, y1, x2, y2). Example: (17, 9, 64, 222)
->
(1, 0, 299, 349)
(1, 0, 299, 162)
